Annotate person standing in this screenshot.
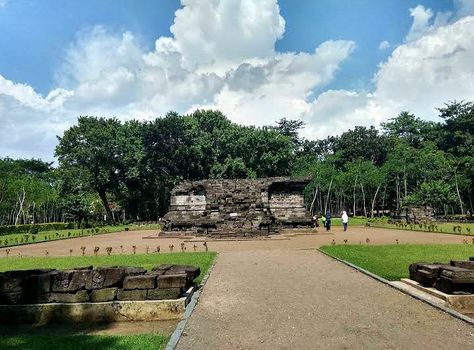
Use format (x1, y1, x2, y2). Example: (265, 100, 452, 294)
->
(342, 210, 349, 232)
(325, 211, 331, 231)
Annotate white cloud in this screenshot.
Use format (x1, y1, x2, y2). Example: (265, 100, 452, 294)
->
(0, 0, 7, 8)
(303, 14, 474, 139)
(378, 40, 390, 50)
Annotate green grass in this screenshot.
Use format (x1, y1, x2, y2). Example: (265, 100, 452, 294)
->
(320, 244, 474, 281)
(368, 220, 474, 236)
(0, 334, 169, 350)
(329, 217, 367, 226)
(0, 252, 216, 284)
(0, 224, 161, 248)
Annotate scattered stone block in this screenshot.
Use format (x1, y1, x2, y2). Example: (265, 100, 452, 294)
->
(51, 271, 71, 292)
(117, 289, 147, 301)
(86, 268, 124, 289)
(439, 266, 474, 284)
(123, 275, 156, 290)
(49, 290, 89, 303)
(451, 260, 474, 270)
(147, 288, 181, 300)
(157, 274, 187, 289)
(91, 288, 117, 302)
(123, 267, 147, 276)
(68, 270, 91, 291)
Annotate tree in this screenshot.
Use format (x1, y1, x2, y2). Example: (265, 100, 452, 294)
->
(55, 117, 123, 223)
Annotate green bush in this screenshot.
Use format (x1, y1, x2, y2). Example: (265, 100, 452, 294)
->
(29, 225, 39, 234)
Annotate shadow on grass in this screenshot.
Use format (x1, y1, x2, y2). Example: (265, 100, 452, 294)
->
(0, 322, 170, 350)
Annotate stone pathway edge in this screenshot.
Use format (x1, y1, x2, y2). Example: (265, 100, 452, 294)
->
(317, 249, 474, 326)
(165, 256, 219, 350)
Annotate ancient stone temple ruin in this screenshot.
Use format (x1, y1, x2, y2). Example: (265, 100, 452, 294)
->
(162, 177, 313, 237)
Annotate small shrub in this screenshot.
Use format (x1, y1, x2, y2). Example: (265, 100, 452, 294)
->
(132, 245, 137, 254)
(203, 241, 208, 252)
(69, 249, 73, 256)
(106, 247, 112, 256)
(29, 225, 39, 234)
(5, 248, 10, 257)
(120, 245, 124, 254)
(169, 244, 174, 252)
(80, 246, 86, 256)
(93, 246, 100, 256)
(155, 246, 161, 253)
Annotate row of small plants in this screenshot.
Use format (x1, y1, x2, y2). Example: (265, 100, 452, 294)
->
(0, 227, 112, 248)
(4, 241, 209, 257)
(0, 224, 161, 248)
(366, 218, 473, 235)
(0, 222, 76, 235)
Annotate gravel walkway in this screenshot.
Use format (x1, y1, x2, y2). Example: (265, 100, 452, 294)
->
(177, 249, 474, 349)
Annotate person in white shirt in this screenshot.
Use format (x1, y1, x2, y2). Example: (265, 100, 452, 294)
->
(341, 211, 349, 232)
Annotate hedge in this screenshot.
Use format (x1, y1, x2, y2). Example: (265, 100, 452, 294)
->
(0, 222, 75, 235)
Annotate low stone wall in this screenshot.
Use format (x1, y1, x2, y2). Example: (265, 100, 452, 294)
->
(0, 264, 200, 306)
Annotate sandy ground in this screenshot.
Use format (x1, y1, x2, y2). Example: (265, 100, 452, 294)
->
(0, 226, 470, 258)
(177, 249, 474, 349)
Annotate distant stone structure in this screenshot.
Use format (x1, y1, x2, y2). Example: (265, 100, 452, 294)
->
(390, 206, 435, 224)
(162, 177, 313, 237)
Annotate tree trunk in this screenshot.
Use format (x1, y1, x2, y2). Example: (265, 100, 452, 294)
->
(395, 175, 400, 211)
(14, 187, 26, 225)
(360, 182, 367, 217)
(403, 166, 407, 198)
(98, 189, 115, 224)
(309, 186, 319, 215)
(353, 175, 358, 216)
(454, 173, 464, 215)
(324, 178, 333, 214)
(371, 184, 382, 218)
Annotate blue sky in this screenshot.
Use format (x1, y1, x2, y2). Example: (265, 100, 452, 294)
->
(0, 0, 473, 160)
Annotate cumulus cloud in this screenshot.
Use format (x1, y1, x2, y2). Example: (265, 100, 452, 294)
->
(302, 13, 474, 139)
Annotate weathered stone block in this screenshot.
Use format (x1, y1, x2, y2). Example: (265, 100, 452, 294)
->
(51, 271, 71, 292)
(147, 288, 181, 300)
(123, 267, 147, 276)
(86, 268, 124, 289)
(157, 274, 187, 289)
(0, 292, 23, 305)
(123, 275, 155, 290)
(440, 266, 474, 283)
(90, 288, 117, 302)
(451, 260, 474, 270)
(49, 290, 89, 303)
(27, 273, 52, 294)
(168, 265, 200, 282)
(117, 289, 147, 301)
(68, 270, 90, 291)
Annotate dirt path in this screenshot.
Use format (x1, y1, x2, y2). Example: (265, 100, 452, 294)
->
(177, 249, 474, 349)
(0, 226, 470, 257)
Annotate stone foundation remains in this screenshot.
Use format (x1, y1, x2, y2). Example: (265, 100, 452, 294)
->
(409, 257, 474, 294)
(0, 264, 200, 323)
(162, 177, 313, 237)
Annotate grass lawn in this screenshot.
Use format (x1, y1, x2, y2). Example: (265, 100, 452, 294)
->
(0, 334, 169, 350)
(326, 217, 367, 226)
(0, 224, 161, 248)
(0, 251, 216, 284)
(320, 244, 474, 281)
